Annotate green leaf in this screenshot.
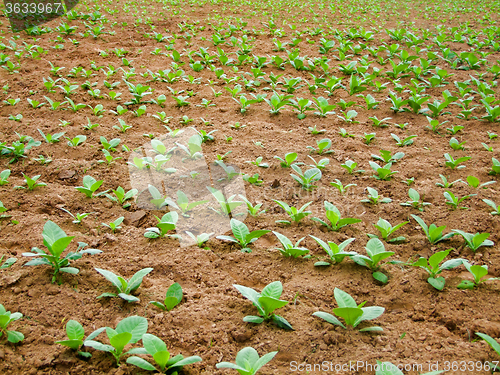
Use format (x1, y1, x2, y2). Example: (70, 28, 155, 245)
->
(95, 268, 123, 290)
(126, 356, 157, 371)
(258, 296, 288, 315)
(231, 219, 250, 243)
(457, 280, 475, 289)
(359, 326, 383, 332)
(42, 220, 68, 248)
(333, 307, 363, 326)
(153, 351, 171, 370)
(334, 288, 357, 308)
(110, 332, 132, 353)
(476, 332, 500, 356)
(233, 284, 260, 306)
(236, 346, 260, 369)
(118, 293, 140, 302)
(7, 330, 24, 343)
(243, 315, 264, 324)
(84, 340, 114, 352)
(373, 271, 388, 283)
(115, 316, 148, 344)
(127, 267, 153, 292)
(56, 339, 83, 350)
(261, 281, 282, 299)
(428, 276, 446, 290)
(66, 320, 85, 340)
(142, 333, 167, 356)
(60, 267, 79, 274)
(272, 314, 294, 330)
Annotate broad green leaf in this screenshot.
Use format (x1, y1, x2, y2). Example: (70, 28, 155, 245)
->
(42, 220, 68, 248)
(428, 276, 446, 290)
(258, 296, 288, 315)
(56, 339, 82, 350)
(334, 288, 357, 308)
(7, 330, 24, 343)
(476, 332, 500, 356)
(110, 332, 132, 353)
(428, 249, 450, 270)
(95, 268, 122, 290)
(66, 320, 84, 340)
(118, 293, 140, 302)
(272, 314, 294, 330)
(84, 340, 114, 352)
(126, 356, 157, 371)
(153, 350, 171, 370)
(261, 281, 282, 299)
(243, 315, 264, 324)
(170, 355, 203, 368)
(234, 284, 260, 306)
(312, 311, 345, 328)
(115, 316, 148, 344)
(231, 219, 250, 243)
(142, 333, 167, 356)
(127, 267, 153, 292)
(235, 346, 260, 368)
(333, 307, 363, 326)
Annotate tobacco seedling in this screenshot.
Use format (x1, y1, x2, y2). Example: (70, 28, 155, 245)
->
(444, 191, 476, 210)
(56, 320, 100, 358)
(449, 137, 466, 151)
(312, 201, 361, 231)
(38, 129, 65, 143)
(175, 134, 203, 160)
(490, 158, 500, 175)
(207, 187, 244, 215)
(340, 160, 363, 174)
(246, 156, 269, 168)
(239, 196, 266, 217)
(307, 138, 334, 154)
(310, 236, 357, 266)
(451, 230, 494, 252)
(216, 219, 270, 253)
(66, 135, 86, 147)
(233, 281, 293, 330)
(391, 133, 416, 147)
(308, 125, 326, 134)
(371, 150, 404, 164)
(102, 216, 124, 232)
(144, 212, 179, 239)
(75, 175, 106, 198)
(105, 187, 138, 209)
(0, 304, 24, 343)
(59, 208, 93, 224)
(14, 173, 47, 191)
(186, 232, 213, 249)
(272, 232, 309, 258)
(83, 316, 148, 365)
(458, 261, 500, 289)
(274, 152, 301, 168)
(0, 169, 10, 185)
(351, 239, 395, 283)
(95, 267, 153, 302)
(330, 179, 356, 195)
(339, 128, 355, 138)
(274, 200, 312, 224)
(409, 249, 463, 290)
(216, 347, 277, 375)
(475, 332, 500, 372)
(369, 161, 398, 181)
(23, 222, 102, 284)
(483, 199, 500, 215)
(436, 174, 462, 188)
(166, 191, 208, 217)
(444, 153, 470, 169)
(313, 288, 384, 331)
(368, 218, 408, 243)
(400, 188, 431, 211)
(361, 187, 392, 204)
(150, 282, 183, 311)
(290, 164, 322, 191)
(127, 333, 202, 373)
(463, 176, 496, 189)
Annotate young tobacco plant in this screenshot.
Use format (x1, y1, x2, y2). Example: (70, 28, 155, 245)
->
(463, 176, 496, 189)
(95, 267, 153, 302)
(233, 281, 293, 330)
(361, 187, 392, 204)
(312, 201, 361, 231)
(444, 153, 470, 169)
(458, 261, 500, 289)
(369, 161, 397, 181)
(56, 319, 102, 358)
(313, 288, 384, 332)
(14, 173, 47, 191)
(411, 215, 455, 244)
(274, 200, 312, 225)
(75, 175, 107, 198)
(451, 230, 494, 252)
(444, 190, 476, 210)
(351, 239, 395, 283)
(290, 164, 322, 191)
(207, 187, 244, 215)
(310, 236, 357, 266)
(330, 179, 356, 195)
(166, 191, 208, 217)
(0, 304, 24, 343)
(23, 222, 102, 284)
(400, 188, 431, 211)
(144, 212, 179, 239)
(126, 333, 202, 373)
(274, 152, 302, 168)
(105, 187, 138, 209)
(217, 219, 270, 253)
(436, 174, 462, 188)
(272, 231, 310, 258)
(239, 195, 266, 217)
(186, 231, 213, 249)
(483, 199, 500, 215)
(306, 138, 333, 154)
(340, 160, 364, 174)
(149, 282, 183, 311)
(368, 218, 408, 243)
(83, 316, 148, 365)
(101, 217, 124, 233)
(216, 347, 277, 375)
(409, 249, 463, 290)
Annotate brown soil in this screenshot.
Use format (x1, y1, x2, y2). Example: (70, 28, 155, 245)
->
(0, 0, 500, 374)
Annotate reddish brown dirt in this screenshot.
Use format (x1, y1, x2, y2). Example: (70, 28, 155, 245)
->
(0, 0, 500, 374)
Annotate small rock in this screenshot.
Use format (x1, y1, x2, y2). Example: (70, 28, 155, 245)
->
(103, 201, 113, 209)
(58, 170, 76, 180)
(124, 210, 147, 226)
(231, 328, 253, 342)
(104, 233, 117, 242)
(46, 285, 60, 295)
